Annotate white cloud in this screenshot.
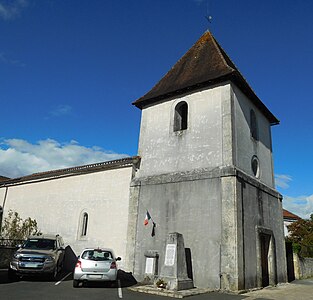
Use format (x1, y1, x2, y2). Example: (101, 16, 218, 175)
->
(49, 104, 73, 117)
(275, 174, 292, 189)
(1, 139, 310, 219)
(0, 52, 25, 67)
(0, 0, 28, 20)
(0, 138, 129, 178)
(283, 194, 313, 220)
(274, 174, 312, 219)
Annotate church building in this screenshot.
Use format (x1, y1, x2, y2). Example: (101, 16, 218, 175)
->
(0, 31, 287, 291)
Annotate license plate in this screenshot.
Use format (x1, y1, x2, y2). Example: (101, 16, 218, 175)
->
(88, 274, 102, 279)
(20, 262, 40, 268)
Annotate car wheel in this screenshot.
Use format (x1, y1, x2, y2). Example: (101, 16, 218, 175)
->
(73, 279, 80, 288)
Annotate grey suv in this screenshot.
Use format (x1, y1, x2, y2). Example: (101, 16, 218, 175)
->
(8, 234, 65, 280)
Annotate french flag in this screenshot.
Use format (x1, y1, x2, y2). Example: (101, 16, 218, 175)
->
(144, 211, 151, 226)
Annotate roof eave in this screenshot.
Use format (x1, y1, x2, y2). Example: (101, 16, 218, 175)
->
(132, 73, 234, 109)
(133, 72, 279, 126)
(0, 156, 141, 187)
(231, 73, 280, 125)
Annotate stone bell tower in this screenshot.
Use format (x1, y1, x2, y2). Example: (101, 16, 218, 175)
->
(126, 31, 287, 291)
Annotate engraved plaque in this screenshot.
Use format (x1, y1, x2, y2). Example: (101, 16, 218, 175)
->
(145, 257, 154, 274)
(164, 244, 176, 266)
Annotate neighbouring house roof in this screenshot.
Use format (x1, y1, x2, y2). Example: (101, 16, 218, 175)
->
(0, 156, 140, 186)
(133, 31, 279, 125)
(283, 209, 301, 221)
(0, 176, 10, 182)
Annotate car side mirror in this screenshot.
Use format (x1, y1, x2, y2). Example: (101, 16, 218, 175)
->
(16, 244, 22, 249)
(116, 257, 121, 261)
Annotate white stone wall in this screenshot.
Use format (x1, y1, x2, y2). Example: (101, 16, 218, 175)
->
(138, 82, 276, 188)
(284, 220, 293, 236)
(294, 254, 313, 279)
(232, 85, 275, 187)
(137, 84, 231, 177)
(0, 166, 133, 270)
(134, 82, 285, 289)
(240, 180, 287, 288)
(131, 174, 222, 289)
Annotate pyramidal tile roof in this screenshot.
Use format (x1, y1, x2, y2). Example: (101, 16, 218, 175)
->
(133, 31, 279, 125)
(283, 209, 301, 220)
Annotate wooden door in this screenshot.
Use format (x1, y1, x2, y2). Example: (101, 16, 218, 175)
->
(260, 233, 270, 287)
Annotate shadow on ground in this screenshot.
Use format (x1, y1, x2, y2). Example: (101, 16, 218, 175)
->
(118, 269, 137, 287)
(0, 269, 73, 284)
(0, 268, 137, 288)
(74, 270, 137, 289)
(0, 269, 10, 284)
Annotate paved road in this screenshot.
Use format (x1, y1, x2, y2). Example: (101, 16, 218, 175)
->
(1, 269, 312, 300)
(131, 279, 313, 300)
(243, 278, 313, 300)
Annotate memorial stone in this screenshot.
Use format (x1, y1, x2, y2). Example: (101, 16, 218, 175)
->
(158, 232, 194, 290)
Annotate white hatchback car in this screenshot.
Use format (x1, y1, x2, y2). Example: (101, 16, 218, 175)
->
(73, 248, 121, 287)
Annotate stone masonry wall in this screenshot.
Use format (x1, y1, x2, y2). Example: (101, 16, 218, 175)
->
(294, 254, 313, 279)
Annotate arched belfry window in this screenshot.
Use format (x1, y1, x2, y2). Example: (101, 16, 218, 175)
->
(250, 109, 258, 140)
(174, 101, 188, 132)
(81, 212, 88, 236)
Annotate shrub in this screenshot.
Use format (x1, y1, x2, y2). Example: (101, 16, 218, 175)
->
(0, 210, 41, 243)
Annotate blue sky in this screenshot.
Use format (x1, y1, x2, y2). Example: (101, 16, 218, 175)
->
(0, 0, 312, 218)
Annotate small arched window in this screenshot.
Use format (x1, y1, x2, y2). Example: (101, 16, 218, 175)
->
(174, 101, 188, 132)
(81, 212, 88, 236)
(250, 109, 258, 140)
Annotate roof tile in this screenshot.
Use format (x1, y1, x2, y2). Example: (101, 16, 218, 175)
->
(283, 209, 301, 220)
(133, 31, 279, 125)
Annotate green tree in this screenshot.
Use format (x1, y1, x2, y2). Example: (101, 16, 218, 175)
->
(287, 214, 313, 257)
(0, 210, 41, 241)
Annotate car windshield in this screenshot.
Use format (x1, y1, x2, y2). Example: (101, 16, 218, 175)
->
(23, 239, 56, 250)
(82, 250, 113, 261)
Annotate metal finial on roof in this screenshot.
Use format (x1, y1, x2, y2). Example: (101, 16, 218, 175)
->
(205, 15, 213, 23)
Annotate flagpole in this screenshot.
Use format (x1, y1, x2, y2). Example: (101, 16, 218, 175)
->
(144, 210, 157, 237)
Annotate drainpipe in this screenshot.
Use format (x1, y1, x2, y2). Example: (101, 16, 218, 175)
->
(219, 243, 222, 290)
(0, 187, 8, 232)
(0, 205, 3, 233)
